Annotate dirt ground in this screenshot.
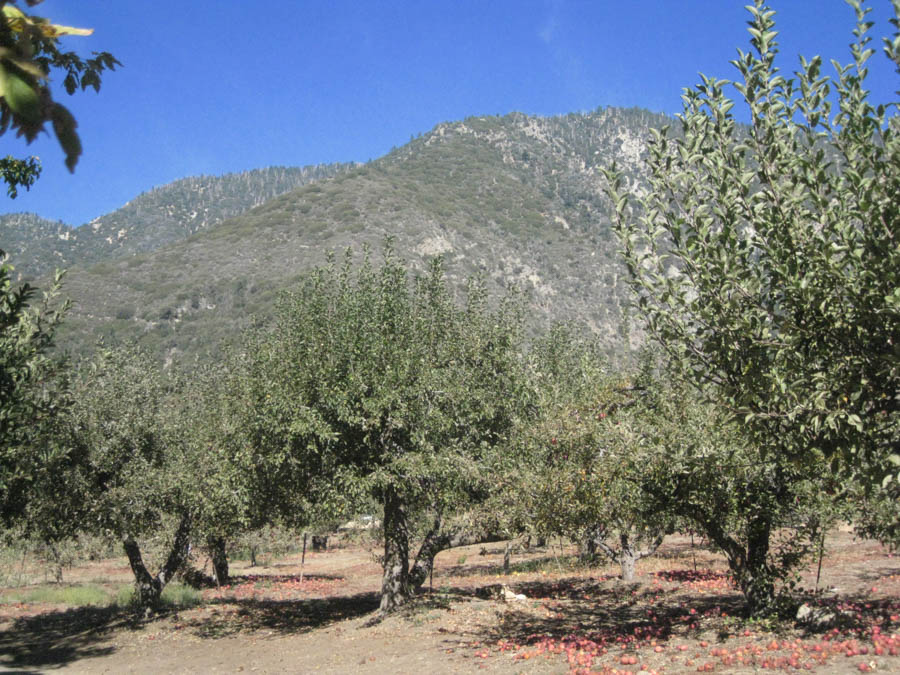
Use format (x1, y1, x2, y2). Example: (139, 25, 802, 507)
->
(1, 529, 898, 674)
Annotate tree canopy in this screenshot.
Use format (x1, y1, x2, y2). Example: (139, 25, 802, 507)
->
(0, 257, 66, 525)
(605, 0, 899, 521)
(517, 332, 673, 582)
(243, 243, 530, 612)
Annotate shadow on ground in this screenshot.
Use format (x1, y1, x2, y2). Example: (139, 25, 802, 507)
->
(185, 591, 381, 638)
(0, 605, 127, 671)
(223, 572, 346, 585)
(856, 565, 900, 583)
(463, 575, 746, 649)
(0, 588, 380, 670)
(6, 572, 896, 671)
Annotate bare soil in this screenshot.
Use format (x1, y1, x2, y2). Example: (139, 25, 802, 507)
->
(1, 529, 898, 674)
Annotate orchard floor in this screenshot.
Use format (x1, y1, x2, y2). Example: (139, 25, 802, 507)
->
(1, 530, 898, 674)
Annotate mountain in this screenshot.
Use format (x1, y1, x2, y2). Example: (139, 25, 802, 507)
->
(0, 164, 352, 279)
(0, 212, 75, 277)
(3, 106, 670, 365)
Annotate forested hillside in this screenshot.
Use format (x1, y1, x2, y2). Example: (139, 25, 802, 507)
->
(0, 164, 351, 280)
(4, 106, 668, 363)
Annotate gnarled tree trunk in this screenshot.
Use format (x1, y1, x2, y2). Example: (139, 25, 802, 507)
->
(588, 527, 664, 583)
(699, 510, 776, 615)
(123, 512, 192, 608)
(409, 515, 506, 590)
(731, 516, 775, 615)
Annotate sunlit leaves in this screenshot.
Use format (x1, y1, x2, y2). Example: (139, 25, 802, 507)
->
(0, 252, 68, 526)
(0, 154, 39, 197)
(0, 1, 118, 175)
(1, 5, 93, 38)
(605, 0, 899, 543)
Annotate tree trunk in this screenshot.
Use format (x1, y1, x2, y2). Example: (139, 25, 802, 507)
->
(123, 512, 192, 608)
(47, 542, 64, 583)
(123, 536, 162, 607)
(700, 511, 776, 616)
(619, 533, 638, 583)
(299, 532, 308, 584)
(734, 515, 775, 615)
(409, 517, 445, 591)
(590, 529, 664, 583)
(379, 489, 410, 613)
(503, 541, 512, 575)
(408, 516, 505, 591)
(583, 525, 606, 560)
(208, 536, 229, 586)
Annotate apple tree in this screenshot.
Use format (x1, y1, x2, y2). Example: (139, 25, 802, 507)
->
(0, 257, 66, 526)
(243, 243, 530, 613)
(604, 0, 899, 541)
(622, 371, 837, 614)
(509, 331, 673, 582)
(52, 346, 201, 607)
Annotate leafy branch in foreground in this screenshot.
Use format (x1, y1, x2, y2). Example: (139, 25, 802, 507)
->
(0, 1, 119, 174)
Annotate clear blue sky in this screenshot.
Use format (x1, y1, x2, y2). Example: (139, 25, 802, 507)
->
(3, 1, 897, 226)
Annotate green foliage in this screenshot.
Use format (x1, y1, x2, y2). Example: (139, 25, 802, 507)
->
(183, 359, 277, 554)
(0, 250, 67, 527)
(231, 525, 302, 565)
(0, 154, 39, 198)
(245, 241, 527, 512)
(60, 346, 186, 537)
(626, 372, 837, 615)
(54, 347, 258, 578)
(0, 2, 118, 173)
(493, 331, 672, 580)
(605, 1, 899, 539)
(243, 241, 530, 609)
(37, 345, 215, 605)
(114, 582, 200, 609)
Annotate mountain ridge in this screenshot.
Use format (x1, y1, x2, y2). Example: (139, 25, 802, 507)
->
(3, 106, 669, 364)
(1, 163, 354, 279)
